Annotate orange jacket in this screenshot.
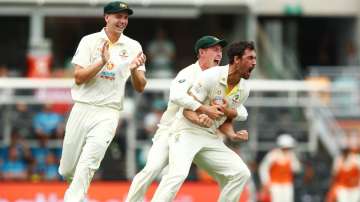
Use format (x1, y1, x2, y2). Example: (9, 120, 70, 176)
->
(259, 148, 301, 185)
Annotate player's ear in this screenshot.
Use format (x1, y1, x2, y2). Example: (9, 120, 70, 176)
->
(234, 55, 241, 63)
(104, 14, 110, 23)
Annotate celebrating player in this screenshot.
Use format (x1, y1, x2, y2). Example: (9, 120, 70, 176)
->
(58, 1, 146, 201)
(151, 41, 256, 202)
(126, 36, 249, 202)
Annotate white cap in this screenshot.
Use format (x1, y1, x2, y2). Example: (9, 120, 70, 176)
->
(277, 134, 296, 148)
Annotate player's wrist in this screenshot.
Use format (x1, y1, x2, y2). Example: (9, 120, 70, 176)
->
(95, 58, 106, 68)
(129, 64, 138, 72)
(101, 58, 108, 66)
(195, 105, 206, 114)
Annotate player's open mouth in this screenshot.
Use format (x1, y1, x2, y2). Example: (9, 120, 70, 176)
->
(214, 59, 220, 65)
(116, 25, 125, 30)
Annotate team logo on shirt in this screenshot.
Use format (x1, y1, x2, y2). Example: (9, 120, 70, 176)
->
(119, 49, 128, 58)
(232, 94, 240, 104)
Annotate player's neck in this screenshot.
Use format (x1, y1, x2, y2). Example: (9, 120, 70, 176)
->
(198, 60, 210, 71)
(227, 65, 240, 86)
(105, 28, 121, 43)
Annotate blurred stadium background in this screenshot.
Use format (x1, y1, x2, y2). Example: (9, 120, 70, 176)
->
(0, 0, 359, 201)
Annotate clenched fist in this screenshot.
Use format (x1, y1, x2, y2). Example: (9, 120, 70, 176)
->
(198, 114, 214, 128)
(229, 130, 248, 141)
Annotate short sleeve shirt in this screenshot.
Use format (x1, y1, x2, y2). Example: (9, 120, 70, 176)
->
(71, 29, 145, 110)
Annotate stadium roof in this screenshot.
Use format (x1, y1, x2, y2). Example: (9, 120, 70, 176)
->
(0, 0, 254, 17)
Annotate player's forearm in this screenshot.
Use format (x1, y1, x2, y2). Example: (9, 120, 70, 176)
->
(169, 84, 202, 111)
(218, 120, 236, 137)
(170, 95, 202, 111)
(74, 61, 104, 85)
(183, 109, 201, 125)
(183, 109, 213, 128)
(195, 105, 208, 114)
(130, 69, 147, 92)
(224, 108, 237, 120)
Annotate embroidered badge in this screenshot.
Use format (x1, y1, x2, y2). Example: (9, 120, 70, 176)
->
(232, 94, 240, 104)
(119, 49, 128, 58)
(119, 3, 128, 8)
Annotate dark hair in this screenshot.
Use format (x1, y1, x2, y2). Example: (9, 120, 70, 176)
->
(227, 41, 255, 64)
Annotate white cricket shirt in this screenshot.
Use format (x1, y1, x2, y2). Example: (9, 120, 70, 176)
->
(71, 29, 145, 110)
(175, 65, 250, 136)
(156, 62, 203, 131)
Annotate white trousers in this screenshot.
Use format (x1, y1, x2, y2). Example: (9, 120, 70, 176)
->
(126, 128, 170, 202)
(58, 103, 120, 202)
(336, 186, 360, 202)
(270, 183, 294, 202)
(151, 131, 251, 202)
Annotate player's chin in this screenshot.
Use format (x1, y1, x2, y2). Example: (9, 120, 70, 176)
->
(243, 74, 250, 79)
(212, 61, 220, 66)
(115, 27, 125, 34)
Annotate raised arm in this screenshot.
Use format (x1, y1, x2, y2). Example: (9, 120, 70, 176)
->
(129, 52, 147, 92)
(74, 41, 109, 85)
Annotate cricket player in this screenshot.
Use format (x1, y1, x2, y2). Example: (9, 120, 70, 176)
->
(126, 36, 249, 202)
(58, 2, 147, 202)
(151, 41, 256, 202)
(259, 134, 301, 202)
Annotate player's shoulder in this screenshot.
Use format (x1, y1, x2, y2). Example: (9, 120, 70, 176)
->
(204, 65, 227, 74)
(121, 34, 142, 48)
(81, 31, 102, 42)
(180, 63, 197, 73)
(239, 78, 250, 92)
(202, 65, 226, 80)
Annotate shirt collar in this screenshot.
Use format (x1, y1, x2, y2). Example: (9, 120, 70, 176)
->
(220, 65, 246, 90)
(219, 65, 229, 86)
(194, 61, 203, 74)
(100, 28, 126, 45)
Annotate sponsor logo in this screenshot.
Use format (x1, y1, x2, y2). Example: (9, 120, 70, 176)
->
(100, 71, 115, 80)
(106, 62, 115, 70)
